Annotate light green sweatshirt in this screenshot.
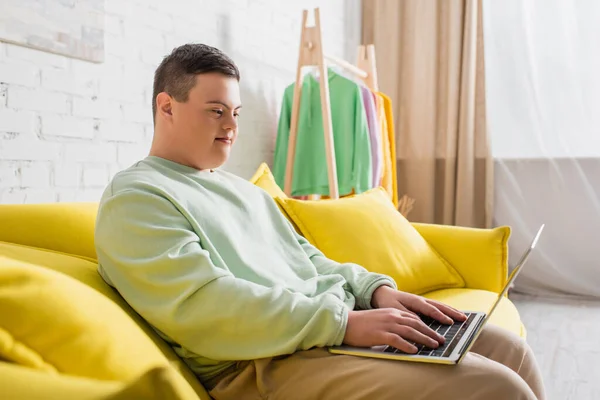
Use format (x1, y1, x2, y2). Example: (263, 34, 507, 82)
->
(94, 156, 396, 384)
(273, 68, 373, 197)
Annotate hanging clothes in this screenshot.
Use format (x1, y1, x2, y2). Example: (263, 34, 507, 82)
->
(326, 65, 383, 189)
(360, 85, 383, 188)
(379, 92, 398, 207)
(372, 92, 399, 207)
(273, 68, 373, 197)
(374, 92, 393, 200)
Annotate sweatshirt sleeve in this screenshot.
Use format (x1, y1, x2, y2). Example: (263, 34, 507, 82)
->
(289, 219, 398, 310)
(95, 188, 349, 362)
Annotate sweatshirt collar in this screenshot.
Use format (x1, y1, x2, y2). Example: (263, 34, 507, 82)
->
(144, 156, 215, 176)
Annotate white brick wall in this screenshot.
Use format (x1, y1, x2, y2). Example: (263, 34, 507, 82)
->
(7, 86, 70, 114)
(41, 114, 95, 139)
(20, 163, 51, 188)
(0, 0, 361, 204)
(82, 167, 109, 187)
(0, 109, 36, 133)
(0, 62, 39, 87)
(54, 163, 81, 188)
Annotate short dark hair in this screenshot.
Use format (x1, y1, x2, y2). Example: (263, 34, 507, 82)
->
(152, 43, 240, 123)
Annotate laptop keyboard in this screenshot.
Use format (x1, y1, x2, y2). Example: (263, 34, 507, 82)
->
(384, 312, 476, 358)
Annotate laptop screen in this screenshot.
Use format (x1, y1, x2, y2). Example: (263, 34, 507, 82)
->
(483, 224, 545, 323)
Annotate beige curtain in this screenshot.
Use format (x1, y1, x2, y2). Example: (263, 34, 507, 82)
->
(362, 0, 493, 228)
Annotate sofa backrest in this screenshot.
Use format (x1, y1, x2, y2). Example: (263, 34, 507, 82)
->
(0, 202, 99, 261)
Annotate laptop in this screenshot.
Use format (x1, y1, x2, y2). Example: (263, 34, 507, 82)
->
(328, 224, 545, 365)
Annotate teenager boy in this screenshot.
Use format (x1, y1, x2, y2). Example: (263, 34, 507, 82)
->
(95, 44, 545, 400)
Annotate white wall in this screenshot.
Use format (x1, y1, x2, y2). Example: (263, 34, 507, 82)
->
(0, 0, 361, 204)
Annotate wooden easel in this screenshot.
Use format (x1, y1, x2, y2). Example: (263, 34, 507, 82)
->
(284, 8, 379, 200)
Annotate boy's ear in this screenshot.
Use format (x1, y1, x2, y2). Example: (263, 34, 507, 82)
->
(156, 92, 173, 118)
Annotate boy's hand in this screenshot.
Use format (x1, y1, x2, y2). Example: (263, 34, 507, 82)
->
(371, 285, 467, 325)
(343, 309, 444, 353)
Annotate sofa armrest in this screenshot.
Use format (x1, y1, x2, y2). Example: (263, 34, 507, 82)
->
(411, 223, 511, 293)
(0, 202, 99, 261)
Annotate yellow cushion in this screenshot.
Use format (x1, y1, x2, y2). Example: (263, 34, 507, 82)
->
(0, 362, 120, 400)
(423, 288, 526, 338)
(275, 187, 465, 294)
(412, 223, 511, 293)
(249, 162, 287, 199)
(0, 241, 209, 399)
(0, 246, 200, 399)
(0, 362, 191, 400)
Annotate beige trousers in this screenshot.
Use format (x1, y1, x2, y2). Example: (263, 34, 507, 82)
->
(208, 324, 546, 400)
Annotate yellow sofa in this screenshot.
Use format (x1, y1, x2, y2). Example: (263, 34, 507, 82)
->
(0, 178, 524, 399)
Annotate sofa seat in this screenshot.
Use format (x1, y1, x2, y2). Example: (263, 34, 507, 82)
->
(423, 288, 525, 337)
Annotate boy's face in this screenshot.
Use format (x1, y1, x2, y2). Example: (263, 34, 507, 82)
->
(164, 72, 242, 170)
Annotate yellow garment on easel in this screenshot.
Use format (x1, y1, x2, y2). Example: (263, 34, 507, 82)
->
(379, 92, 398, 208)
(374, 93, 397, 207)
